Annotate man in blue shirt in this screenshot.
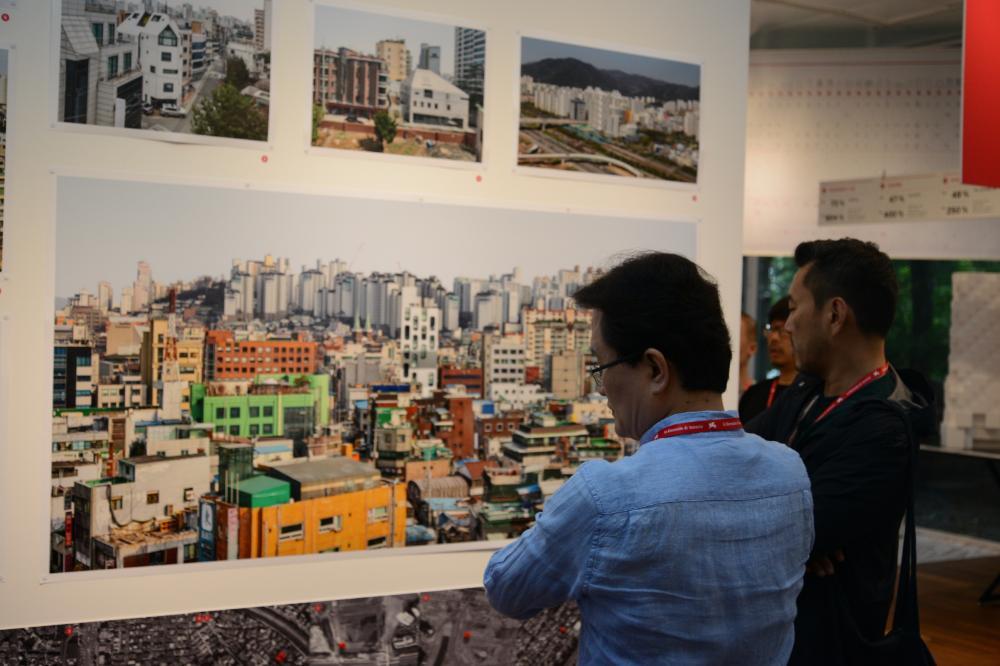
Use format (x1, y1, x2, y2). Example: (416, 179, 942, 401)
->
(484, 252, 814, 665)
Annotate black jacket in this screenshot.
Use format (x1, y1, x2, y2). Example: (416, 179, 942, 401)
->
(746, 367, 934, 666)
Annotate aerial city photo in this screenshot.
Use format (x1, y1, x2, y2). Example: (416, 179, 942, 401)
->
(49, 176, 695, 576)
(58, 0, 272, 140)
(311, 4, 486, 162)
(518, 37, 701, 183)
(0, 588, 581, 665)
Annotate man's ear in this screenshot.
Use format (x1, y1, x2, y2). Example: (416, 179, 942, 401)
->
(828, 297, 849, 336)
(645, 348, 670, 393)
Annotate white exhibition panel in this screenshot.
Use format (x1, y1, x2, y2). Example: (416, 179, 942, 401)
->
(745, 49, 1000, 260)
(0, 0, 750, 629)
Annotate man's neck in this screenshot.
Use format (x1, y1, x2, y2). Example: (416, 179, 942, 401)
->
(671, 391, 726, 415)
(822, 340, 887, 397)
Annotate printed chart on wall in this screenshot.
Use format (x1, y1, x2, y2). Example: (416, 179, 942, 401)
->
(0, 47, 6, 273)
(56, 0, 271, 142)
(51, 175, 695, 575)
(743, 50, 964, 252)
(0, 587, 581, 664)
(818, 171, 1000, 225)
(518, 36, 700, 184)
(311, 3, 486, 163)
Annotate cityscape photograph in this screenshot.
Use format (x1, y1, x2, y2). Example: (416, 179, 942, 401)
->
(0, 588, 581, 664)
(58, 0, 272, 141)
(50, 175, 695, 574)
(519, 37, 701, 183)
(311, 5, 486, 162)
(0, 48, 6, 271)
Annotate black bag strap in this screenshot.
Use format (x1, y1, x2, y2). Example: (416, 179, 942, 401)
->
(890, 402, 920, 632)
(833, 402, 935, 664)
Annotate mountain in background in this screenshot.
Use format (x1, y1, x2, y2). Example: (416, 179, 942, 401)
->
(521, 57, 700, 102)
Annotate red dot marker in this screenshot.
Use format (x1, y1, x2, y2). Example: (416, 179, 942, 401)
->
(261, 155, 268, 163)
(463, 630, 472, 641)
(338, 642, 347, 650)
(64, 627, 74, 637)
(422, 594, 431, 602)
(559, 626, 568, 634)
(275, 649, 288, 663)
(1, 14, 9, 22)
(475, 175, 482, 183)
(314, 603, 325, 613)
(692, 194, 698, 202)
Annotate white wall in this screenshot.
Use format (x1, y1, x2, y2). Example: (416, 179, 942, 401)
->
(0, 0, 749, 628)
(744, 49, 1000, 260)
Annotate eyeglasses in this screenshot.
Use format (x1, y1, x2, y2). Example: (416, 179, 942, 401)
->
(588, 353, 641, 392)
(764, 322, 791, 338)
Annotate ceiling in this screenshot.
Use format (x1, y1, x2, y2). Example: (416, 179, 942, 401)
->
(750, 0, 964, 48)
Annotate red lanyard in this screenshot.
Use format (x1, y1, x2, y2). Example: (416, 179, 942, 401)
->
(766, 379, 779, 408)
(813, 364, 890, 423)
(655, 417, 743, 439)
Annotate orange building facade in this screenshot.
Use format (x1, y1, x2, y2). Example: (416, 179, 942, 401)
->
(217, 482, 407, 559)
(205, 330, 319, 380)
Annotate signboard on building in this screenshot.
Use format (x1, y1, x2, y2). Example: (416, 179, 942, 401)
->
(198, 498, 215, 563)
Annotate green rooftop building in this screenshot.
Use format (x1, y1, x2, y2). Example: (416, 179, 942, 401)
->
(236, 475, 291, 509)
(190, 373, 330, 441)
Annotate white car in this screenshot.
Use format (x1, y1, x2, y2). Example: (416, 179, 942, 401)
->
(160, 103, 187, 118)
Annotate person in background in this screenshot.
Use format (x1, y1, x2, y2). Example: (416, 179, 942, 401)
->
(483, 252, 813, 665)
(739, 311, 758, 395)
(740, 296, 797, 422)
(746, 239, 933, 665)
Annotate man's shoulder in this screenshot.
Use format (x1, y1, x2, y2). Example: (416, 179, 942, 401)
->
(578, 432, 810, 513)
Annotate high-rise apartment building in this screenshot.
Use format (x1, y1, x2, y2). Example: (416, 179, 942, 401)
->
(417, 43, 441, 74)
(454, 27, 486, 103)
(376, 38, 410, 82)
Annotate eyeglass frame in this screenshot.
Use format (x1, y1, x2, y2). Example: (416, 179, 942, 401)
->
(587, 351, 643, 390)
(763, 321, 791, 337)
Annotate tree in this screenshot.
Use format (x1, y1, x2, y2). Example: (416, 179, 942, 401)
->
(192, 83, 268, 141)
(373, 110, 397, 151)
(224, 56, 251, 91)
(312, 104, 324, 144)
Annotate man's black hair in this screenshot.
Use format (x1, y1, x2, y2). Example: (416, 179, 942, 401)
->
(573, 252, 731, 393)
(768, 296, 791, 324)
(794, 238, 898, 337)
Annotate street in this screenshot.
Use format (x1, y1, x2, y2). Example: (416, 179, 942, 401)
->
(144, 57, 226, 134)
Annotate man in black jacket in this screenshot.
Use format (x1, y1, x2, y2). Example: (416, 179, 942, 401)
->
(747, 239, 932, 665)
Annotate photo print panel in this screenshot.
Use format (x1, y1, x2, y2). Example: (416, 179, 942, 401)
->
(0, 587, 581, 664)
(51, 174, 694, 575)
(311, 3, 486, 163)
(518, 36, 701, 184)
(0, 47, 7, 272)
(56, 0, 271, 142)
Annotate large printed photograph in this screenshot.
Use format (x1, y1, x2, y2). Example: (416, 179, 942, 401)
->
(49, 175, 695, 574)
(0, 588, 581, 665)
(518, 36, 700, 183)
(311, 3, 486, 162)
(57, 0, 272, 141)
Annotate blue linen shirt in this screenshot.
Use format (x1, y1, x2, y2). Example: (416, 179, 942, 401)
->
(483, 410, 814, 665)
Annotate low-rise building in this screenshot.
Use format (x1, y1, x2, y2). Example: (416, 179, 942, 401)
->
(207, 457, 407, 557)
(59, 0, 143, 128)
(68, 452, 211, 570)
(402, 68, 470, 129)
(190, 374, 330, 442)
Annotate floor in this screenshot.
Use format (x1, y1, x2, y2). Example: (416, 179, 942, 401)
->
(919, 556, 1000, 665)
